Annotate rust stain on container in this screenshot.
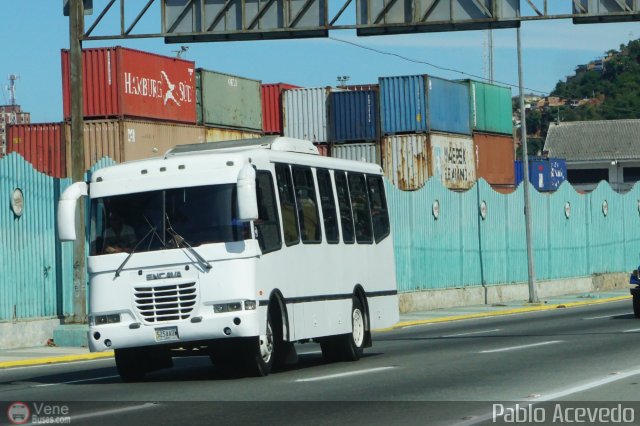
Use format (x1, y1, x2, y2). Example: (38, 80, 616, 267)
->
(382, 134, 429, 191)
(205, 127, 262, 143)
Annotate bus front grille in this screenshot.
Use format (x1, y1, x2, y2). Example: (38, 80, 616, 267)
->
(133, 282, 197, 323)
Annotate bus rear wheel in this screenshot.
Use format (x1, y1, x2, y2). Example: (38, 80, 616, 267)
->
(321, 297, 366, 362)
(243, 312, 274, 376)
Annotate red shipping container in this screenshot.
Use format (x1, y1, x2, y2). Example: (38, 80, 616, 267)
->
(473, 132, 515, 185)
(62, 47, 197, 123)
(261, 83, 299, 135)
(6, 123, 67, 178)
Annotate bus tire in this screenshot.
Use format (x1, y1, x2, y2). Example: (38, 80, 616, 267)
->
(243, 312, 274, 377)
(115, 348, 146, 382)
(322, 297, 366, 362)
(634, 295, 640, 318)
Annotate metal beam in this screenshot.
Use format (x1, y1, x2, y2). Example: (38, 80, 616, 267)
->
(247, 0, 278, 30)
(166, 0, 196, 33)
(81, 0, 640, 41)
(125, 0, 156, 35)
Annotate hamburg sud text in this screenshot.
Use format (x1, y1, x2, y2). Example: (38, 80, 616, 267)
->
(492, 403, 635, 424)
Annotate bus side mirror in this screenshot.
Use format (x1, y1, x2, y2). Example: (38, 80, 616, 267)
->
(57, 182, 88, 241)
(237, 164, 258, 221)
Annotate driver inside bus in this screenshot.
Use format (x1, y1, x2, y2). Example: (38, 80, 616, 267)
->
(103, 211, 136, 254)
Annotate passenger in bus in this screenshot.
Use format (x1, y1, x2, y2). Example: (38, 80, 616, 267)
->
(103, 211, 137, 254)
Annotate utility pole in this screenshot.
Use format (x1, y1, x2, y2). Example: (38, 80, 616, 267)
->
(69, 0, 87, 322)
(517, 27, 539, 304)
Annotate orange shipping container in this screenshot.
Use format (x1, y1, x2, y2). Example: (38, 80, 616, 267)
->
(473, 132, 515, 185)
(6, 123, 66, 178)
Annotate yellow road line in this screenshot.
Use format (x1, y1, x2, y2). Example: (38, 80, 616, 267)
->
(0, 351, 114, 369)
(375, 295, 632, 332)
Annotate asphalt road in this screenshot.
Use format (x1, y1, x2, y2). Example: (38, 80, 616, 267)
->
(2, 300, 640, 425)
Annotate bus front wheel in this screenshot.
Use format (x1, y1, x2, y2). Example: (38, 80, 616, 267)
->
(115, 348, 146, 382)
(243, 312, 274, 376)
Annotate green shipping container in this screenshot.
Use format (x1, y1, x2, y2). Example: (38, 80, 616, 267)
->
(464, 80, 513, 135)
(196, 69, 263, 131)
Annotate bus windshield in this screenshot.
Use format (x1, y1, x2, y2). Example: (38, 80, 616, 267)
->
(90, 184, 250, 256)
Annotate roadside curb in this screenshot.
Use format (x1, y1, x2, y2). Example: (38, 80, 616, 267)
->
(0, 351, 114, 369)
(382, 295, 632, 331)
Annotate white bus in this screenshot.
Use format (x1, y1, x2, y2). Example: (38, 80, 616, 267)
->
(58, 136, 398, 381)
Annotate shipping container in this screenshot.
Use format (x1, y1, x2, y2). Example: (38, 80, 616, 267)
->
(430, 133, 476, 190)
(382, 134, 429, 191)
(460, 80, 513, 135)
(331, 142, 378, 164)
(379, 75, 428, 135)
(205, 127, 262, 143)
(6, 123, 66, 178)
(515, 157, 567, 192)
(197, 69, 262, 131)
(329, 90, 378, 143)
(7, 120, 205, 177)
(62, 47, 197, 123)
(314, 143, 330, 157)
(262, 83, 299, 135)
(427, 76, 471, 135)
(283, 87, 330, 143)
(473, 132, 515, 185)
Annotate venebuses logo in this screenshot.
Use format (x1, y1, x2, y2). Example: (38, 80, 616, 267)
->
(7, 402, 30, 425)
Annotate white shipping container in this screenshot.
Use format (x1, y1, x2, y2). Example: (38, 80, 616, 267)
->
(382, 134, 429, 191)
(429, 133, 476, 190)
(283, 87, 330, 143)
(331, 142, 378, 164)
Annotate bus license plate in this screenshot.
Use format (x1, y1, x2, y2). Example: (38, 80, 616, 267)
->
(155, 326, 179, 342)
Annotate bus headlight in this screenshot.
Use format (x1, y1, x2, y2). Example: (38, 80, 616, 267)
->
(213, 301, 252, 313)
(90, 314, 121, 326)
(244, 300, 257, 310)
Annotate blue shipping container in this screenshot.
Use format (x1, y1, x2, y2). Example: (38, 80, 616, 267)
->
(515, 158, 567, 191)
(427, 77, 471, 135)
(379, 75, 428, 135)
(329, 90, 378, 142)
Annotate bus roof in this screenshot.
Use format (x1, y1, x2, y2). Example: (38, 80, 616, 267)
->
(164, 136, 319, 158)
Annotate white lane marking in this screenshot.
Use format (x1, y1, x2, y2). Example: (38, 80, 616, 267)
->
(33, 375, 120, 387)
(583, 312, 632, 320)
(453, 367, 640, 426)
(295, 366, 395, 383)
(623, 328, 640, 333)
(443, 329, 500, 338)
(479, 340, 562, 354)
(70, 403, 159, 422)
(534, 368, 640, 401)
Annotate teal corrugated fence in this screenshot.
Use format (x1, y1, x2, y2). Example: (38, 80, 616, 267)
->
(386, 178, 640, 292)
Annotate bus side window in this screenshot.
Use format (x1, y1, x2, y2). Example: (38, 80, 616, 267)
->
(367, 175, 391, 243)
(334, 171, 355, 244)
(347, 172, 373, 244)
(275, 164, 300, 246)
(255, 171, 282, 253)
(292, 166, 321, 244)
(317, 169, 339, 244)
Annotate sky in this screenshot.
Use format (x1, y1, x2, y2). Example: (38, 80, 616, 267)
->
(1, 0, 639, 123)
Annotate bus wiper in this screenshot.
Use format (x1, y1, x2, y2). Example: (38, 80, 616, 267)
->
(115, 225, 157, 278)
(165, 215, 212, 270)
